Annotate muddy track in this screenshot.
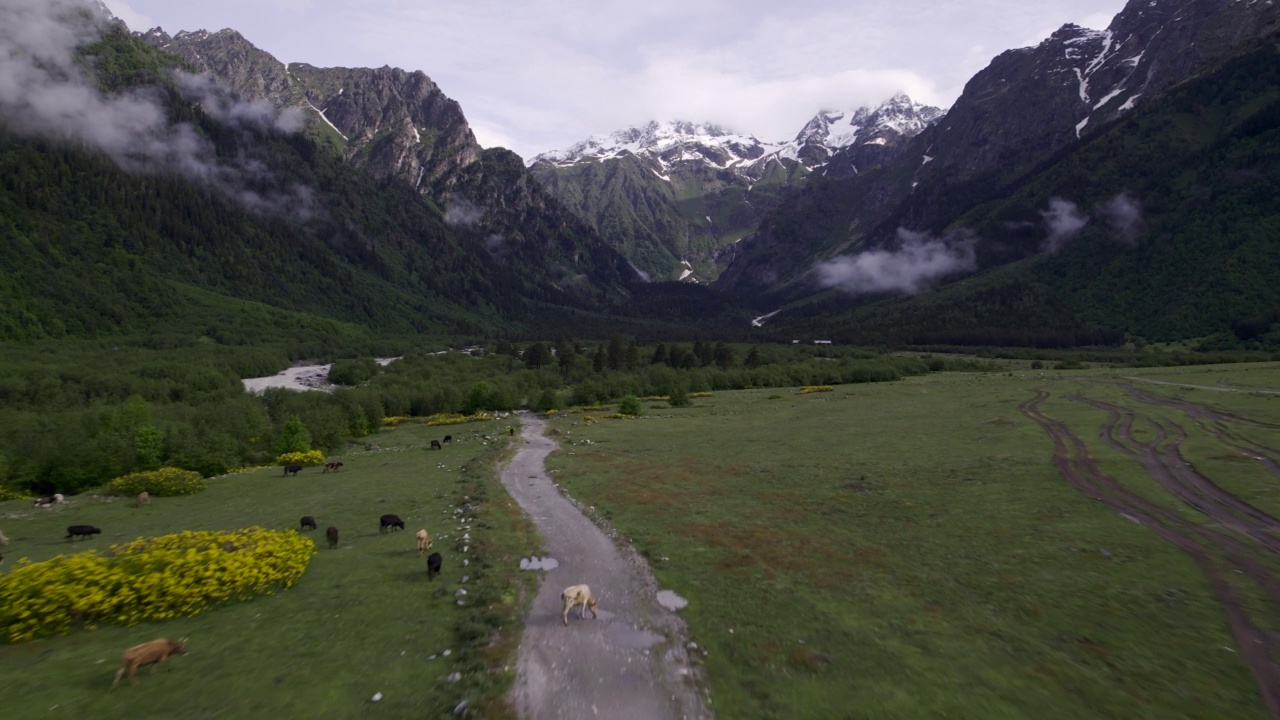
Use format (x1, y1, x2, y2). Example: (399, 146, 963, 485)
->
(1121, 384, 1280, 476)
(500, 417, 710, 720)
(1018, 390, 1280, 718)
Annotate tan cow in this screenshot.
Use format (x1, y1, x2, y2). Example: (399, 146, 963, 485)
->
(136, 492, 150, 508)
(415, 529, 433, 557)
(111, 638, 188, 688)
(560, 584, 599, 626)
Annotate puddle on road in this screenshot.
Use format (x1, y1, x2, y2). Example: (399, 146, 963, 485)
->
(607, 623, 664, 650)
(519, 556, 559, 570)
(656, 590, 688, 611)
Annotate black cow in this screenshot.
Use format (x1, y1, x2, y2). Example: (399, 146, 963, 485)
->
(283, 464, 303, 477)
(66, 524, 101, 540)
(426, 551, 442, 581)
(326, 526, 339, 550)
(429, 440, 442, 451)
(442, 435, 452, 444)
(379, 514, 405, 533)
(299, 516, 317, 531)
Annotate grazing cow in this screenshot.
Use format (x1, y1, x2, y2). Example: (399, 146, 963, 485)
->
(283, 464, 303, 477)
(111, 638, 188, 688)
(326, 526, 339, 549)
(429, 440, 442, 451)
(34, 495, 62, 508)
(560, 584, 599, 626)
(426, 551, 442, 581)
(135, 492, 150, 508)
(442, 435, 452, 444)
(66, 524, 102, 540)
(379, 514, 405, 533)
(300, 515, 317, 531)
(323, 461, 344, 473)
(415, 529, 433, 556)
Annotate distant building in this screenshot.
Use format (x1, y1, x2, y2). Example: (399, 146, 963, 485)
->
(814, 340, 833, 345)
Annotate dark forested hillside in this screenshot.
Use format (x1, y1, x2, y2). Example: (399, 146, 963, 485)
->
(0, 24, 643, 342)
(757, 37, 1280, 346)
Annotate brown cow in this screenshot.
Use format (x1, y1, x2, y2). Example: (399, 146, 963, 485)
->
(322, 461, 343, 473)
(326, 526, 339, 549)
(136, 492, 150, 508)
(111, 638, 188, 688)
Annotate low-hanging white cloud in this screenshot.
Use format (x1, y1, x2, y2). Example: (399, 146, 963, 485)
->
(1041, 197, 1090, 253)
(444, 196, 485, 229)
(815, 228, 979, 295)
(174, 70, 306, 133)
(0, 0, 316, 218)
(1098, 192, 1144, 244)
(99, 0, 153, 32)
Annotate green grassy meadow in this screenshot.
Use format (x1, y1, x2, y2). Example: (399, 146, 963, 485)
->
(545, 365, 1280, 719)
(0, 421, 538, 720)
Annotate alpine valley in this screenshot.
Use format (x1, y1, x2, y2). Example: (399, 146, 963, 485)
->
(1, 0, 1276, 348)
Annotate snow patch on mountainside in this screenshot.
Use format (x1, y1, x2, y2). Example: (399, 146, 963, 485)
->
(530, 94, 945, 174)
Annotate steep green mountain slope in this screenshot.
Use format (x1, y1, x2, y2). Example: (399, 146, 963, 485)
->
(531, 152, 805, 281)
(759, 38, 1280, 346)
(0, 23, 635, 341)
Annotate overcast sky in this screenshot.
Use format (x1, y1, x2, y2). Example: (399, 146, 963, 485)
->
(102, 0, 1129, 159)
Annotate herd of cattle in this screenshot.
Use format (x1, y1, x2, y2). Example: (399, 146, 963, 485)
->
(5, 432, 603, 692)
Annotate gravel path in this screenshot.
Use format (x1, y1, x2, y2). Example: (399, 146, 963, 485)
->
(501, 416, 710, 720)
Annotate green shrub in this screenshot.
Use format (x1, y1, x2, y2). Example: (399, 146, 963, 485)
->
(618, 395, 643, 415)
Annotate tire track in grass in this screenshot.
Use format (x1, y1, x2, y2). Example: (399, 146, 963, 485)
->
(1019, 390, 1280, 719)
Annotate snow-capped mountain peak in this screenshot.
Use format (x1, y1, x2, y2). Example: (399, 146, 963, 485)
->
(531, 120, 776, 169)
(530, 94, 946, 172)
(794, 94, 945, 150)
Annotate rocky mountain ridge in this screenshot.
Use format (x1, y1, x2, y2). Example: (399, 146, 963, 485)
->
(137, 25, 638, 301)
(527, 95, 943, 281)
(717, 0, 1280, 299)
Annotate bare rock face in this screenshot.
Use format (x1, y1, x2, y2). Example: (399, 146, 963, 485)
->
(140, 28, 481, 191)
(136, 26, 634, 298)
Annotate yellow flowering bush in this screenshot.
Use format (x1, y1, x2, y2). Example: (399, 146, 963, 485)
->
(275, 450, 325, 466)
(544, 409, 559, 417)
(107, 467, 206, 497)
(222, 465, 270, 477)
(582, 414, 597, 424)
(641, 395, 670, 401)
(0, 528, 315, 643)
(425, 412, 493, 427)
(799, 386, 835, 394)
(383, 413, 494, 428)
(690, 391, 714, 398)
(0, 485, 33, 502)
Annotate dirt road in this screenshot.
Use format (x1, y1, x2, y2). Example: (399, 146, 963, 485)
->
(1020, 386, 1280, 718)
(500, 416, 710, 720)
